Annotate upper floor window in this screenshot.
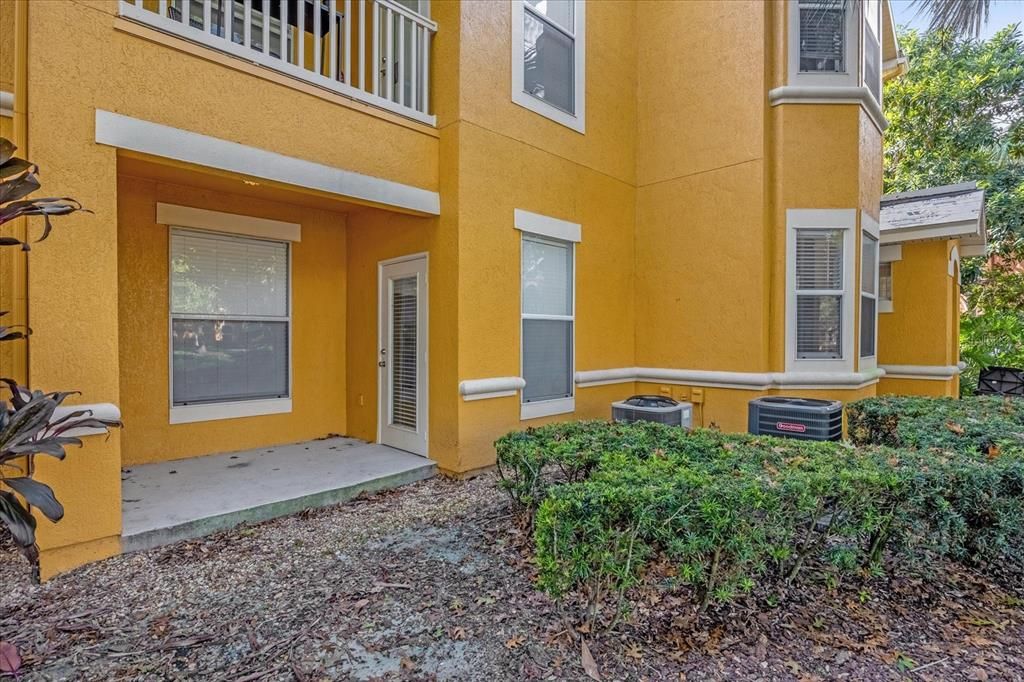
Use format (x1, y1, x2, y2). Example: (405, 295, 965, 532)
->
(789, 1, 878, 92)
(511, 0, 586, 133)
(860, 230, 878, 358)
(862, 0, 882, 102)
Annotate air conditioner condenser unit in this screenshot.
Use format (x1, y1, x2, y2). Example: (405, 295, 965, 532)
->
(612, 395, 693, 429)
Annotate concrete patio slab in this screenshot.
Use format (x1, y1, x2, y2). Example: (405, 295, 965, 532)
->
(121, 437, 436, 552)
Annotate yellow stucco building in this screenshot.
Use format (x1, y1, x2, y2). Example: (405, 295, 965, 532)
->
(0, 0, 986, 579)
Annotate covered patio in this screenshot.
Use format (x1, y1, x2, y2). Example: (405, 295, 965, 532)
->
(121, 437, 435, 552)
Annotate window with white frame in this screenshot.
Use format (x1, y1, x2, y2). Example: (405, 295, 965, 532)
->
(521, 233, 574, 415)
(860, 231, 878, 357)
(170, 229, 290, 408)
(862, 0, 882, 102)
(511, 0, 586, 132)
(787, 209, 856, 371)
(879, 261, 893, 312)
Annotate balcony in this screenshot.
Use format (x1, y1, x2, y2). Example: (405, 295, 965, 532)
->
(119, 0, 436, 125)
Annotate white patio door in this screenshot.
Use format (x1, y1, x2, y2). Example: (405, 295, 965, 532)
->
(378, 255, 428, 456)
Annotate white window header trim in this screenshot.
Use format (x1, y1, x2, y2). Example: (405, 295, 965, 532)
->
(157, 203, 301, 242)
(514, 208, 582, 242)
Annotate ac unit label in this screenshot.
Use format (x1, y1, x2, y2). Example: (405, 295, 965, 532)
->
(776, 422, 807, 433)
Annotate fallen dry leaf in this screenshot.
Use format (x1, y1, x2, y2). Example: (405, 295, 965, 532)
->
(624, 641, 644, 660)
(581, 639, 601, 681)
(946, 421, 966, 435)
(505, 635, 524, 650)
(450, 626, 466, 641)
(0, 642, 21, 675)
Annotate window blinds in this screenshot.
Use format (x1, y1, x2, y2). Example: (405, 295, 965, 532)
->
(799, 3, 845, 73)
(170, 230, 289, 405)
(522, 235, 573, 403)
(796, 229, 844, 359)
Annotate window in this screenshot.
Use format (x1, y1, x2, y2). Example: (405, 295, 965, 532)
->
(786, 209, 856, 372)
(521, 234, 574, 418)
(511, 0, 586, 132)
(170, 229, 291, 422)
(860, 231, 878, 357)
(879, 261, 893, 312)
(862, 0, 882, 102)
(798, 0, 846, 73)
(795, 230, 845, 359)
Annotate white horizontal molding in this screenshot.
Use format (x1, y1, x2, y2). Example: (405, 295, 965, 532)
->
(0, 91, 12, 118)
(768, 85, 888, 133)
(170, 398, 292, 424)
(95, 110, 440, 216)
(514, 209, 581, 243)
(50, 402, 121, 438)
(459, 376, 526, 401)
(157, 203, 301, 242)
(960, 244, 987, 258)
(575, 367, 885, 391)
(521, 397, 575, 420)
(879, 364, 962, 381)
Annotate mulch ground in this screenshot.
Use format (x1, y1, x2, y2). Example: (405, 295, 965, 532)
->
(2, 472, 1023, 681)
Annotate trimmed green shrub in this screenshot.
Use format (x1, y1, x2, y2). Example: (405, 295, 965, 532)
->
(505, 421, 1024, 626)
(847, 395, 1024, 454)
(494, 420, 700, 514)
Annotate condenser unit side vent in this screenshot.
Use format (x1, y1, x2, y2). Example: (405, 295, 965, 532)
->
(612, 395, 692, 429)
(748, 397, 843, 441)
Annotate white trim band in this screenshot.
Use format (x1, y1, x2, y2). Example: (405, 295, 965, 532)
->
(521, 397, 575, 420)
(459, 376, 526, 401)
(575, 367, 886, 391)
(879, 364, 962, 381)
(51, 402, 121, 437)
(514, 209, 581, 243)
(768, 85, 888, 133)
(0, 91, 13, 118)
(170, 398, 293, 424)
(157, 203, 301, 242)
(95, 110, 440, 216)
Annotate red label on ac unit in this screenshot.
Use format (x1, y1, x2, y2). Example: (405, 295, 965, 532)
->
(776, 422, 807, 433)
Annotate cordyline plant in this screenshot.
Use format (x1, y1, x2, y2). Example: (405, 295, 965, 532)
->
(0, 137, 120, 567)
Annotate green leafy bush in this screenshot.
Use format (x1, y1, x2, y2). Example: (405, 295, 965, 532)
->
(504, 421, 1024, 627)
(846, 395, 1024, 454)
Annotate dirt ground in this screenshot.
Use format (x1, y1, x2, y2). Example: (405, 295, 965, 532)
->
(2, 473, 1023, 681)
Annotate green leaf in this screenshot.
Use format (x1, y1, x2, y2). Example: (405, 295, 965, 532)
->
(3, 477, 63, 522)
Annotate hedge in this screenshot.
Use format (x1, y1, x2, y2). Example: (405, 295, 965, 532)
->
(847, 395, 1024, 454)
(496, 421, 1024, 624)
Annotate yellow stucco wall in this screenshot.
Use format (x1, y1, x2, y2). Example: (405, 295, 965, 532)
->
(878, 240, 960, 367)
(117, 173, 349, 465)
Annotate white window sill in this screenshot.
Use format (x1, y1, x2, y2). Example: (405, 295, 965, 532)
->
(520, 397, 575, 421)
(511, 91, 585, 134)
(170, 398, 292, 424)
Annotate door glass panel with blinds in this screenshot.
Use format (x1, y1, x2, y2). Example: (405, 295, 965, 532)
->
(170, 230, 289, 405)
(799, 0, 845, 73)
(389, 276, 418, 430)
(522, 0, 575, 114)
(795, 229, 844, 359)
(522, 235, 573, 402)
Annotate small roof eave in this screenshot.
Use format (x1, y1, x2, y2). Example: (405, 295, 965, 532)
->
(880, 182, 987, 249)
(882, 0, 907, 80)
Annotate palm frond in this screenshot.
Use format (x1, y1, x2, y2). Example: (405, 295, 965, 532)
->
(911, 0, 991, 38)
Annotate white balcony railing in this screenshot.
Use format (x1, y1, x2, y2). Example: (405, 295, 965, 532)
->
(119, 0, 436, 125)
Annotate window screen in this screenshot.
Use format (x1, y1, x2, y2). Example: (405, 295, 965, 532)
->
(860, 232, 878, 358)
(879, 262, 893, 303)
(170, 230, 290, 405)
(796, 229, 844, 359)
(799, 1, 845, 73)
(522, 235, 573, 403)
(522, 0, 576, 114)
